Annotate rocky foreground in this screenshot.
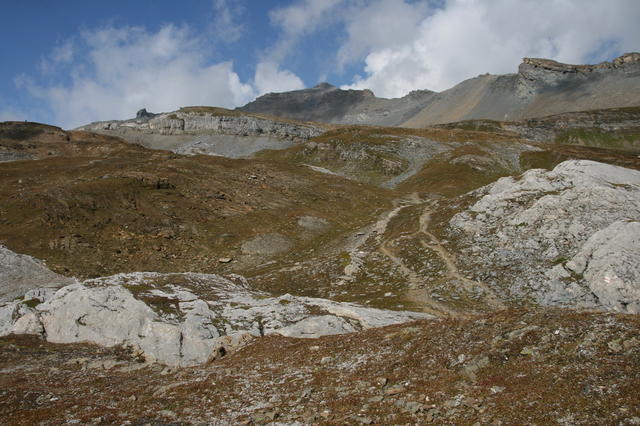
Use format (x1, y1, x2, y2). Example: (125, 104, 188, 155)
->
(1, 309, 639, 424)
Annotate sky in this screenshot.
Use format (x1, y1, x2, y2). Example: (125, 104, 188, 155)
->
(1, 0, 639, 129)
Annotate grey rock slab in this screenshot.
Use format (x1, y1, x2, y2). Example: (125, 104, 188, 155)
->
(1, 271, 432, 367)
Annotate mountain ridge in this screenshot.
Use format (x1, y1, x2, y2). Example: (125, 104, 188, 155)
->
(239, 53, 640, 127)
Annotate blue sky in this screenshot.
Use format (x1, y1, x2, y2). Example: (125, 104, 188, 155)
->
(1, 0, 639, 128)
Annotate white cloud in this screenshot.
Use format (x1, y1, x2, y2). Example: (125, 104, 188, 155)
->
(340, 0, 640, 97)
(336, 0, 428, 68)
(268, 0, 346, 61)
(19, 24, 306, 129)
(270, 0, 344, 37)
(211, 0, 245, 43)
(254, 62, 305, 95)
(39, 40, 75, 74)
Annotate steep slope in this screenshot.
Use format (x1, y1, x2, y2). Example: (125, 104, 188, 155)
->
(435, 106, 640, 148)
(0, 121, 147, 161)
(404, 53, 640, 127)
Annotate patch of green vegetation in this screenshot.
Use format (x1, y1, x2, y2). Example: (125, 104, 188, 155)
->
(338, 251, 351, 268)
(138, 295, 181, 317)
(22, 299, 42, 309)
(555, 127, 640, 149)
(178, 106, 242, 116)
(520, 150, 566, 171)
(398, 159, 509, 197)
(521, 144, 640, 173)
(253, 294, 271, 300)
(122, 282, 156, 295)
(439, 119, 506, 134)
(0, 123, 48, 140)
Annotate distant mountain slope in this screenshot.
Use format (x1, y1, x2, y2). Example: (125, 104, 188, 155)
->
(403, 53, 640, 127)
(239, 82, 437, 127)
(238, 53, 640, 127)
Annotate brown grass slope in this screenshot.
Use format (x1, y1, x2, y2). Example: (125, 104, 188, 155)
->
(0, 123, 389, 279)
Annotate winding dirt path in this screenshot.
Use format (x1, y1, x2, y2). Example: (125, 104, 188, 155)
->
(417, 204, 506, 310)
(375, 194, 505, 316)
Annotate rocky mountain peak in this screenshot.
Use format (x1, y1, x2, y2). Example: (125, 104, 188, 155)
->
(311, 82, 337, 91)
(520, 52, 640, 74)
(135, 108, 156, 120)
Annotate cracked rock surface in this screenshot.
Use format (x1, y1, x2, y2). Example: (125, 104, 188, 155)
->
(448, 160, 640, 312)
(0, 258, 430, 367)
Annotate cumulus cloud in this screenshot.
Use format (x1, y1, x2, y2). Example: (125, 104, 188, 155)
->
(336, 0, 428, 68)
(254, 62, 305, 94)
(19, 24, 305, 128)
(340, 0, 640, 97)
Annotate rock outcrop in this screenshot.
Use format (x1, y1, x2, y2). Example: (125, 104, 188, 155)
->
(0, 245, 76, 302)
(135, 108, 156, 120)
(76, 108, 324, 158)
(0, 265, 431, 367)
(447, 160, 640, 313)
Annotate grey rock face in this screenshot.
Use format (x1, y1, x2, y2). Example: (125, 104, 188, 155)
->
(448, 160, 640, 312)
(75, 110, 324, 158)
(0, 271, 431, 367)
(135, 108, 156, 120)
(0, 245, 76, 302)
(501, 107, 640, 143)
(0, 152, 33, 162)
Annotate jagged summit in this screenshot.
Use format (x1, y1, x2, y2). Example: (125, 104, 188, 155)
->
(135, 108, 156, 120)
(521, 52, 640, 73)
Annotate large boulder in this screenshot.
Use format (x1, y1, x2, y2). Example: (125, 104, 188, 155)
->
(448, 160, 640, 312)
